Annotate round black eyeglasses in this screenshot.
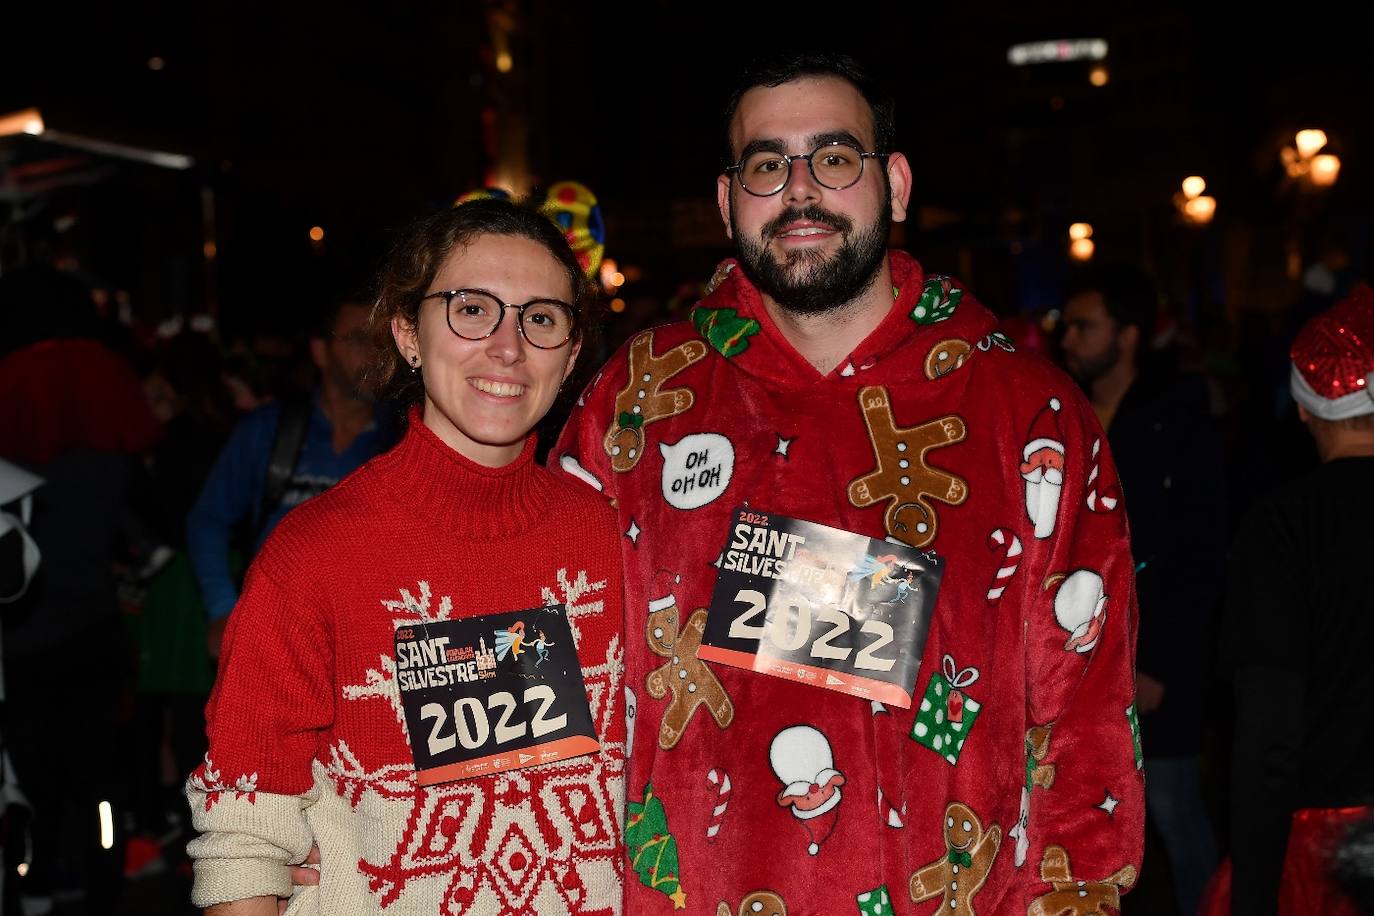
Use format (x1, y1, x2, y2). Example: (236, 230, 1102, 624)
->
(420, 289, 576, 350)
(724, 141, 887, 197)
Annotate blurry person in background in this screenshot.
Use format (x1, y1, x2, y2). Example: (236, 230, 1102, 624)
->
(0, 264, 161, 914)
(1208, 288, 1374, 916)
(185, 295, 395, 658)
(127, 332, 239, 875)
(1058, 263, 1225, 916)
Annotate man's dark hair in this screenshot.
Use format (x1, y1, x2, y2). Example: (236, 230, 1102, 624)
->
(311, 290, 372, 341)
(721, 51, 896, 164)
(1064, 264, 1158, 345)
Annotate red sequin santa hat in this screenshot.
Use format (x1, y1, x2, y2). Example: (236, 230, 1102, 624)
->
(1290, 287, 1374, 420)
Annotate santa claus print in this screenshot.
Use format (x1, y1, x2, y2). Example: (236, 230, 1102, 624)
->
(1020, 398, 1066, 539)
(1047, 569, 1108, 654)
(769, 725, 846, 856)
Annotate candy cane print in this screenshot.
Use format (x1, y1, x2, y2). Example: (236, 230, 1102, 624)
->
(986, 528, 1023, 604)
(1086, 438, 1120, 513)
(705, 768, 732, 842)
(877, 786, 906, 828)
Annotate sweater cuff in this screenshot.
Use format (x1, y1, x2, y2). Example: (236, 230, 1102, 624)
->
(187, 784, 316, 906)
(190, 857, 292, 907)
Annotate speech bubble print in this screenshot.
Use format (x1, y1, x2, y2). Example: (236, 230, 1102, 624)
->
(659, 433, 735, 510)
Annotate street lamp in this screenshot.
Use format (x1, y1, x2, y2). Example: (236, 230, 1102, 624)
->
(0, 106, 193, 169)
(1175, 176, 1216, 226)
(1282, 129, 1341, 187)
(1068, 223, 1094, 261)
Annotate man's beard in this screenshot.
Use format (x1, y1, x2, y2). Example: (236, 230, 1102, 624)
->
(1065, 341, 1121, 388)
(328, 364, 376, 405)
(732, 196, 890, 317)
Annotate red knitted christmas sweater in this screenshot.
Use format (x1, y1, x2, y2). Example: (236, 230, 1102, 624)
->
(187, 413, 626, 914)
(551, 252, 1144, 916)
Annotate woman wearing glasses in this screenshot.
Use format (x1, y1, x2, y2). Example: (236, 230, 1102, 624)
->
(187, 198, 625, 915)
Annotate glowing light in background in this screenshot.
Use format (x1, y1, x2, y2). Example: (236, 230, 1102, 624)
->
(1310, 154, 1341, 187)
(1183, 196, 1216, 224)
(1294, 129, 1328, 160)
(99, 801, 114, 850)
(0, 107, 45, 137)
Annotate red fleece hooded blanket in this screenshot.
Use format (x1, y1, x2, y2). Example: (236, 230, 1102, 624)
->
(553, 251, 1143, 915)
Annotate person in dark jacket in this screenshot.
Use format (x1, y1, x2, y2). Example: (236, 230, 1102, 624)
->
(1059, 264, 1225, 916)
(1208, 289, 1374, 916)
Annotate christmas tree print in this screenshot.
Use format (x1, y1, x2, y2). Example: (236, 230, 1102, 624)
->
(691, 305, 760, 358)
(856, 884, 892, 915)
(910, 276, 962, 325)
(627, 783, 688, 909)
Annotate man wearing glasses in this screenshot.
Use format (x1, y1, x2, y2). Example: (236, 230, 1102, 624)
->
(188, 297, 394, 658)
(554, 52, 1143, 913)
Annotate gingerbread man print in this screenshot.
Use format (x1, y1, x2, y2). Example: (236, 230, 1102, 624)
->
(716, 890, 786, 916)
(604, 332, 708, 473)
(645, 583, 734, 750)
(848, 386, 969, 548)
(923, 338, 972, 380)
(1027, 845, 1136, 916)
(909, 802, 1001, 915)
(1010, 725, 1057, 867)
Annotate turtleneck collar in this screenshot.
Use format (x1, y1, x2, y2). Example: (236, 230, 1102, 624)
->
(373, 406, 557, 541)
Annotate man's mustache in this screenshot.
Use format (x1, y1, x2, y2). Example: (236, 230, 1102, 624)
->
(761, 205, 854, 241)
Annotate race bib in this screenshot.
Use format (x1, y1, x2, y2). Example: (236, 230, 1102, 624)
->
(698, 508, 942, 708)
(394, 604, 599, 785)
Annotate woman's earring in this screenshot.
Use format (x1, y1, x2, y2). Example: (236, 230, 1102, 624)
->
(410, 354, 420, 374)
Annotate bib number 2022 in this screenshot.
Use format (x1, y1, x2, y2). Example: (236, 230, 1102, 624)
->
(421, 685, 567, 755)
(726, 588, 897, 671)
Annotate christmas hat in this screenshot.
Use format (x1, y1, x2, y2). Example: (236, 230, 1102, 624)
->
(1023, 398, 1065, 459)
(648, 569, 680, 614)
(1290, 287, 1374, 420)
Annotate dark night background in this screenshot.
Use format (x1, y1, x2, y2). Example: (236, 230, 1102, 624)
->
(3, 1, 1371, 342)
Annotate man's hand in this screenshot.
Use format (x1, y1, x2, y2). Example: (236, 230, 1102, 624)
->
(278, 845, 322, 914)
(1136, 672, 1165, 714)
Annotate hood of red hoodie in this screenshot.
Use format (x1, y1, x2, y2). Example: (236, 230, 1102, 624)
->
(687, 249, 1001, 390)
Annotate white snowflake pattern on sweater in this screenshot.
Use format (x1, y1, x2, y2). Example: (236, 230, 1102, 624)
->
(326, 577, 624, 914)
(188, 753, 259, 811)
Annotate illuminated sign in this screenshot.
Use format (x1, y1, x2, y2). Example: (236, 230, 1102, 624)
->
(1008, 39, 1108, 66)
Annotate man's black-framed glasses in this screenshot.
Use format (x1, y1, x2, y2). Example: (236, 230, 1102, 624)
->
(725, 141, 886, 197)
(421, 288, 576, 349)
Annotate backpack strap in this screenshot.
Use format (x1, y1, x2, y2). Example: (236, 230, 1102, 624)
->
(256, 398, 312, 535)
